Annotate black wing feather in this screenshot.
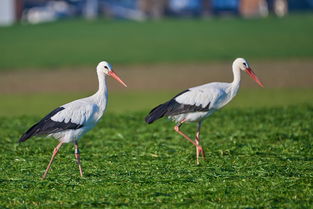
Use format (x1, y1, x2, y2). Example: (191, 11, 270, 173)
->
(145, 90, 210, 124)
(19, 107, 83, 142)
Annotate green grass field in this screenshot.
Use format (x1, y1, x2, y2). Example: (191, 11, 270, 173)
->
(0, 14, 313, 70)
(0, 105, 312, 208)
(1, 13, 313, 208)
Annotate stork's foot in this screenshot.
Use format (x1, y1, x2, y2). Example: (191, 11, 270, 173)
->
(74, 142, 83, 177)
(196, 145, 206, 165)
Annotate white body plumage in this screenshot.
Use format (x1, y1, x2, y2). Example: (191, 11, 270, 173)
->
(49, 93, 108, 143)
(19, 61, 127, 144)
(145, 58, 264, 165)
(170, 82, 240, 123)
(19, 61, 127, 179)
(47, 66, 109, 143)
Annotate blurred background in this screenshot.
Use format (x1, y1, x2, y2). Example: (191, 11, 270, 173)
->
(1, 0, 313, 24)
(0, 0, 312, 116)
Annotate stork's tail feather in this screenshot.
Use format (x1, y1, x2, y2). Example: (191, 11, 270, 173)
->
(18, 122, 40, 142)
(145, 102, 169, 124)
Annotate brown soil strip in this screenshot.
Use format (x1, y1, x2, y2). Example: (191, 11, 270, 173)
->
(0, 60, 312, 94)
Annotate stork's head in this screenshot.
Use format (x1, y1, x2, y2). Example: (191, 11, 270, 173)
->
(97, 61, 127, 87)
(234, 58, 250, 71)
(233, 58, 264, 87)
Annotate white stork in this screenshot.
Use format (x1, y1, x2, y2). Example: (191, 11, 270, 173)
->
(145, 58, 264, 164)
(19, 61, 127, 179)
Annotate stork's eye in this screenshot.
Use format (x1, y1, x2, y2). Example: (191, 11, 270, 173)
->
(243, 63, 247, 67)
(104, 66, 108, 69)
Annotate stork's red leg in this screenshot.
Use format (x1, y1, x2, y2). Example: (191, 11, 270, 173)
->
(174, 120, 204, 164)
(42, 142, 63, 179)
(195, 121, 205, 165)
(74, 141, 83, 177)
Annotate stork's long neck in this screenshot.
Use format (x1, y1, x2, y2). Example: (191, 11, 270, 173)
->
(230, 64, 241, 97)
(95, 70, 108, 111)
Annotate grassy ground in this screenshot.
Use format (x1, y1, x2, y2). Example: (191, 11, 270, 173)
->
(0, 105, 312, 208)
(1, 13, 313, 208)
(0, 14, 313, 70)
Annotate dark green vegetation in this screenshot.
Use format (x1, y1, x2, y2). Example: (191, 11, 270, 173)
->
(0, 105, 312, 208)
(0, 14, 313, 69)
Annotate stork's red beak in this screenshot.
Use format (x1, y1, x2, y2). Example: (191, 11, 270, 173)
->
(245, 68, 264, 87)
(109, 71, 127, 87)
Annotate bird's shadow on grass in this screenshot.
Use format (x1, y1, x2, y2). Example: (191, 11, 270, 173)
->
(71, 201, 121, 208)
(0, 178, 35, 184)
(255, 151, 313, 162)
